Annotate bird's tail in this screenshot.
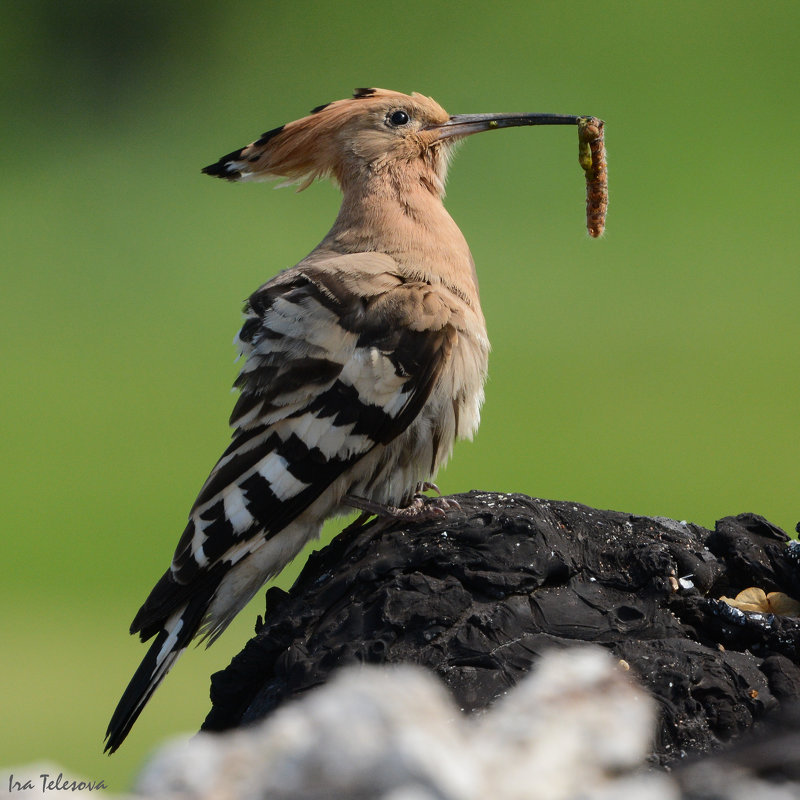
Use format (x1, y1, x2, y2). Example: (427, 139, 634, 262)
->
(104, 603, 200, 754)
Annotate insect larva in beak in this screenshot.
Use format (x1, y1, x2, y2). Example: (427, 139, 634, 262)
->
(577, 117, 607, 238)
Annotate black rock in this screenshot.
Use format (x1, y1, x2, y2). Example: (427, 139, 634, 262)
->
(201, 492, 800, 764)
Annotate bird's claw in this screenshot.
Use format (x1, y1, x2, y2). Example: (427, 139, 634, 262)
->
(413, 481, 460, 512)
(414, 494, 461, 514)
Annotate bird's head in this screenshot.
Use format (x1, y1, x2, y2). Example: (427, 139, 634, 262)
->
(203, 88, 581, 195)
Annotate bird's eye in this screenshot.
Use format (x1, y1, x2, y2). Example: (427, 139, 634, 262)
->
(388, 110, 410, 126)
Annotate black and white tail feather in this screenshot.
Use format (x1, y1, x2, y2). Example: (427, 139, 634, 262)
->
(103, 254, 484, 753)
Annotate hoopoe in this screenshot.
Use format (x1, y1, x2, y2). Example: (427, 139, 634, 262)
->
(105, 88, 584, 752)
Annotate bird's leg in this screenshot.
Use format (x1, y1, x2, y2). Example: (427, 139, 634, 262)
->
(345, 484, 460, 523)
(344, 494, 446, 521)
(338, 510, 374, 534)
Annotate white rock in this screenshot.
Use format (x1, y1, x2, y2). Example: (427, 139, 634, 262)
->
(136, 665, 476, 800)
(475, 648, 656, 800)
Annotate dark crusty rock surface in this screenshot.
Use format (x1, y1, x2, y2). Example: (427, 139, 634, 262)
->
(202, 491, 800, 764)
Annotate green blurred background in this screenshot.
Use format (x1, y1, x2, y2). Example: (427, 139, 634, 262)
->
(3, 0, 798, 790)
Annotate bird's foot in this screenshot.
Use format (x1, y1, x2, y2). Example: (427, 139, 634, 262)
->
(345, 489, 460, 523)
(411, 482, 461, 514)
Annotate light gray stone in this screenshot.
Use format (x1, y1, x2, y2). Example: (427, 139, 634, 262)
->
(135, 648, 666, 800)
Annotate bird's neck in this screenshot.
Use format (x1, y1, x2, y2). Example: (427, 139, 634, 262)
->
(315, 162, 481, 306)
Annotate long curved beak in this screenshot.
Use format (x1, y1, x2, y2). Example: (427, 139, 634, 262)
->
(431, 112, 582, 141)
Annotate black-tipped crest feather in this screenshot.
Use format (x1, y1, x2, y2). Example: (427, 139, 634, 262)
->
(201, 125, 285, 180)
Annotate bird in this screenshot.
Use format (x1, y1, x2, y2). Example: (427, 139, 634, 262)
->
(105, 88, 583, 753)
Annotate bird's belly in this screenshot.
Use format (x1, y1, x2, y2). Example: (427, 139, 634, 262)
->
(344, 325, 489, 508)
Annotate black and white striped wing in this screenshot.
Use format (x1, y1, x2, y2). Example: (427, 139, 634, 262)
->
(131, 259, 457, 639)
(106, 257, 460, 754)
